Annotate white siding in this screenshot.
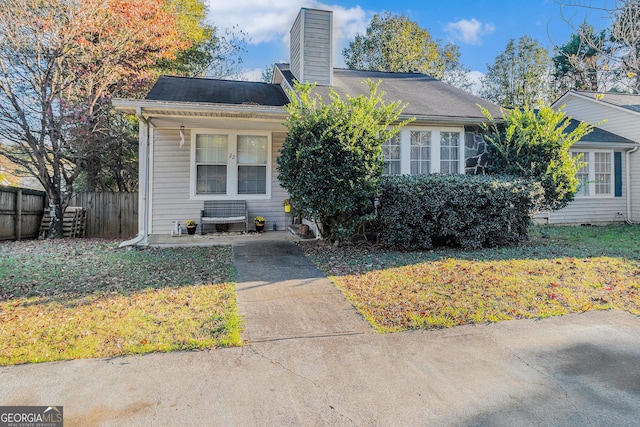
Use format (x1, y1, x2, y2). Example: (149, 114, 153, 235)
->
(543, 151, 627, 225)
(149, 128, 290, 235)
(562, 97, 640, 141)
(150, 128, 200, 234)
(545, 198, 627, 224)
(630, 151, 640, 222)
(560, 94, 640, 223)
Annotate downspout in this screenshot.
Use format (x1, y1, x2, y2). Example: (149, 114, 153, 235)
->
(120, 107, 150, 247)
(625, 144, 640, 224)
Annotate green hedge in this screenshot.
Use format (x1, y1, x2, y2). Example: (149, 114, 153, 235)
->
(377, 175, 544, 250)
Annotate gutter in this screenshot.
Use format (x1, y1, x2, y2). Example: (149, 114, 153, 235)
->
(626, 144, 640, 224)
(120, 107, 151, 247)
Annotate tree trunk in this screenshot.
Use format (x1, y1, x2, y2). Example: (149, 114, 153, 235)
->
(47, 192, 65, 239)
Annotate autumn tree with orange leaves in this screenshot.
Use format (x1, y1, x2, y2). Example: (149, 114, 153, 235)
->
(0, 0, 204, 237)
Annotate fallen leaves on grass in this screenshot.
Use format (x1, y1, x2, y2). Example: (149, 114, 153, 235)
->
(0, 239, 242, 366)
(300, 230, 640, 332)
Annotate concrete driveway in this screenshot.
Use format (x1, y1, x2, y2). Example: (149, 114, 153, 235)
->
(1, 240, 639, 426)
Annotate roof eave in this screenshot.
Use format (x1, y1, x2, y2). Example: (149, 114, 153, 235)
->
(405, 114, 503, 125)
(112, 99, 288, 119)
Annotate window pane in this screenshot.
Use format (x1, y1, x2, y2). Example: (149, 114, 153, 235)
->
(410, 131, 431, 175)
(238, 135, 268, 164)
(196, 134, 228, 163)
(197, 165, 227, 194)
(572, 151, 589, 196)
(383, 134, 401, 175)
(238, 165, 266, 194)
(594, 152, 611, 195)
(440, 132, 459, 174)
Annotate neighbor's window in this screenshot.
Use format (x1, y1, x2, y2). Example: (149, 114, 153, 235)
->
(572, 151, 589, 196)
(383, 134, 401, 175)
(570, 150, 613, 197)
(193, 132, 270, 198)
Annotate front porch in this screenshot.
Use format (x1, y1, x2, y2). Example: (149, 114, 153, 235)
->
(145, 229, 307, 247)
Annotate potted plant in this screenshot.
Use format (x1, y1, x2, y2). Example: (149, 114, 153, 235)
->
(186, 219, 197, 235)
(283, 198, 291, 213)
(254, 216, 266, 232)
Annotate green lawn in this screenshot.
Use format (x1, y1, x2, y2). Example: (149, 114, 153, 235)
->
(302, 225, 640, 332)
(0, 240, 242, 366)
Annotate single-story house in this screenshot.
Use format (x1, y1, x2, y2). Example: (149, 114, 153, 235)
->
(113, 8, 505, 245)
(114, 8, 640, 245)
(543, 90, 640, 225)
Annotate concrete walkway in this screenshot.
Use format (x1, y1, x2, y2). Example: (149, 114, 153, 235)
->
(233, 240, 371, 342)
(1, 240, 640, 426)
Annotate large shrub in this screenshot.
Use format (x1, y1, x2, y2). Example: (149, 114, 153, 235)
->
(377, 174, 544, 250)
(278, 80, 412, 242)
(480, 105, 593, 211)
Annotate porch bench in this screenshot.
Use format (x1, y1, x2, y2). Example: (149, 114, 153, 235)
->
(200, 201, 248, 234)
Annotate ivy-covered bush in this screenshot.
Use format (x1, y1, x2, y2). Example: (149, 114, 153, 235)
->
(377, 174, 544, 250)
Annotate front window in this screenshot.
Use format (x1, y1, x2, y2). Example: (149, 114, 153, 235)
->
(382, 128, 463, 176)
(237, 135, 268, 194)
(410, 131, 431, 175)
(196, 134, 228, 195)
(440, 131, 460, 174)
(193, 132, 270, 198)
(383, 134, 401, 175)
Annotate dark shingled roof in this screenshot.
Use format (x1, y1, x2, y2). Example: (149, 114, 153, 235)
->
(145, 76, 290, 106)
(277, 65, 503, 120)
(565, 118, 636, 144)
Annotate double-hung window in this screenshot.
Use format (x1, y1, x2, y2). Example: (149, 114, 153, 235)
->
(440, 131, 460, 174)
(382, 134, 401, 175)
(410, 131, 431, 175)
(193, 131, 270, 199)
(383, 128, 463, 175)
(570, 150, 614, 197)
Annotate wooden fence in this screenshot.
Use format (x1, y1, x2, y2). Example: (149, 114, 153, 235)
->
(0, 187, 138, 240)
(69, 192, 138, 238)
(0, 186, 46, 240)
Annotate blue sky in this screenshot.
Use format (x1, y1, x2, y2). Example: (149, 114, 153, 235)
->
(206, 0, 615, 82)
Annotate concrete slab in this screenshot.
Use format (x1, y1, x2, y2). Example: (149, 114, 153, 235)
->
(2, 239, 640, 426)
(233, 241, 372, 342)
(1, 311, 639, 426)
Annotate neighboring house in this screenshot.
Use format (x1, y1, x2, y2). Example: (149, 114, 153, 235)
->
(113, 8, 503, 245)
(543, 90, 640, 225)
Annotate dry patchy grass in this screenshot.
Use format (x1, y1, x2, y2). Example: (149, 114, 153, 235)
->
(0, 239, 241, 366)
(302, 225, 640, 332)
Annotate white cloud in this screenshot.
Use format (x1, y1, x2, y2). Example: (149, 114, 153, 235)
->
(207, 1, 369, 67)
(208, 1, 367, 45)
(445, 18, 495, 45)
(466, 70, 484, 96)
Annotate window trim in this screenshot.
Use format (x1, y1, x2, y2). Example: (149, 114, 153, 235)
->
(570, 149, 615, 198)
(384, 126, 465, 176)
(190, 129, 272, 200)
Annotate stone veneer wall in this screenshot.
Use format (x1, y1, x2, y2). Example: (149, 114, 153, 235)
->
(465, 126, 490, 175)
